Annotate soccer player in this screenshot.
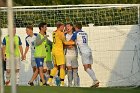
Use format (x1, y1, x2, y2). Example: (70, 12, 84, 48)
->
(69, 23, 99, 87)
(23, 25, 38, 85)
(64, 23, 79, 87)
(40, 35, 53, 86)
(47, 22, 66, 86)
(2, 26, 24, 85)
(28, 22, 48, 86)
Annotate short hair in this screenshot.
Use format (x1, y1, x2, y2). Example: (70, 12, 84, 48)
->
(38, 22, 47, 30)
(26, 25, 33, 30)
(56, 21, 64, 28)
(75, 23, 82, 29)
(65, 23, 73, 26)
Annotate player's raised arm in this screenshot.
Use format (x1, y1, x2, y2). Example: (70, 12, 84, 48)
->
(63, 40, 75, 45)
(35, 34, 48, 46)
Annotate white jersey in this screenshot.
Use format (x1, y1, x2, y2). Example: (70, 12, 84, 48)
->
(71, 30, 91, 54)
(25, 33, 38, 60)
(65, 33, 78, 56)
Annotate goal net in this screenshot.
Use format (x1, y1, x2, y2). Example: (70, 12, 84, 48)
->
(0, 4, 140, 87)
(0, 4, 139, 27)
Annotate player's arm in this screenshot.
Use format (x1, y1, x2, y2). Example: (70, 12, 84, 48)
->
(47, 39, 52, 50)
(19, 45, 24, 60)
(35, 34, 49, 46)
(18, 37, 24, 60)
(64, 40, 75, 45)
(23, 38, 29, 60)
(23, 46, 29, 60)
(64, 31, 77, 45)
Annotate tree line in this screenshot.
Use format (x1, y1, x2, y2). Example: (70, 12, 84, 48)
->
(13, 0, 140, 6)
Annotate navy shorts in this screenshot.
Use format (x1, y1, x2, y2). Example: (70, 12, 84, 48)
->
(35, 58, 44, 67)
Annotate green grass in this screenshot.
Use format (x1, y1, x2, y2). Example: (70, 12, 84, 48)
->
(4, 86, 140, 93)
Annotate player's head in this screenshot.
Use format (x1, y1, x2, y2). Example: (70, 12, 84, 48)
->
(38, 22, 47, 33)
(56, 21, 64, 31)
(26, 25, 33, 36)
(65, 23, 73, 33)
(74, 23, 82, 31)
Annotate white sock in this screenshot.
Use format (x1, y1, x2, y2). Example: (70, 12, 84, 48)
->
(86, 68, 97, 81)
(73, 69, 78, 86)
(77, 75, 80, 86)
(67, 70, 73, 86)
(16, 72, 20, 84)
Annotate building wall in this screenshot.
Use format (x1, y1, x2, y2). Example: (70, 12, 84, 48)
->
(1, 25, 140, 87)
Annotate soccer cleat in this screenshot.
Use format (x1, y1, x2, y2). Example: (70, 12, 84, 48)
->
(5, 80, 10, 86)
(28, 82, 34, 86)
(60, 83, 65, 87)
(90, 80, 99, 88)
(42, 82, 48, 86)
(39, 79, 43, 86)
(60, 81, 65, 87)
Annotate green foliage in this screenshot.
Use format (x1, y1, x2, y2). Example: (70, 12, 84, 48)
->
(0, 6, 138, 27)
(13, 0, 140, 6)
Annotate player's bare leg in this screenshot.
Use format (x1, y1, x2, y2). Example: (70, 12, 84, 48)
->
(32, 66, 39, 85)
(38, 67, 46, 85)
(28, 68, 39, 86)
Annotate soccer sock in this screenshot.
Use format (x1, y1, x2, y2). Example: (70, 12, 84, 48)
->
(73, 69, 78, 86)
(48, 67, 57, 83)
(60, 68, 65, 85)
(86, 68, 97, 81)
(6, 72, 11, 81)
(67, 70, 73, 86)
(16, 72, 20, 84)
(45, 73, 50, 81)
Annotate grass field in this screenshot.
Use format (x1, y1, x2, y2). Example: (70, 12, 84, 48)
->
(4, 86, 140, 93)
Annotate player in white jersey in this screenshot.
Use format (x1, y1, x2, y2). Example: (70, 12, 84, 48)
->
(70, 23, 99, 87)
(64, 23, 79, 87)
(23, 25, 38, 85)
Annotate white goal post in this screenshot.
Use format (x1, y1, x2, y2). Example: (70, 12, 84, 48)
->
(0, 4, 140, 87)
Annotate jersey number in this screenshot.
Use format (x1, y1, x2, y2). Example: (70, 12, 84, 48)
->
(82, 36, 86, 43)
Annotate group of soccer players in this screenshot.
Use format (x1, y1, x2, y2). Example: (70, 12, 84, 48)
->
(1, 22, 99, 87)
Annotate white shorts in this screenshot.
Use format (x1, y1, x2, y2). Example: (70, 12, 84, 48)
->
(43, 61, 53, 70)
(81, 52, 93, 65)
(6, 57, 20, 69)
(65, 56, 78, 68)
